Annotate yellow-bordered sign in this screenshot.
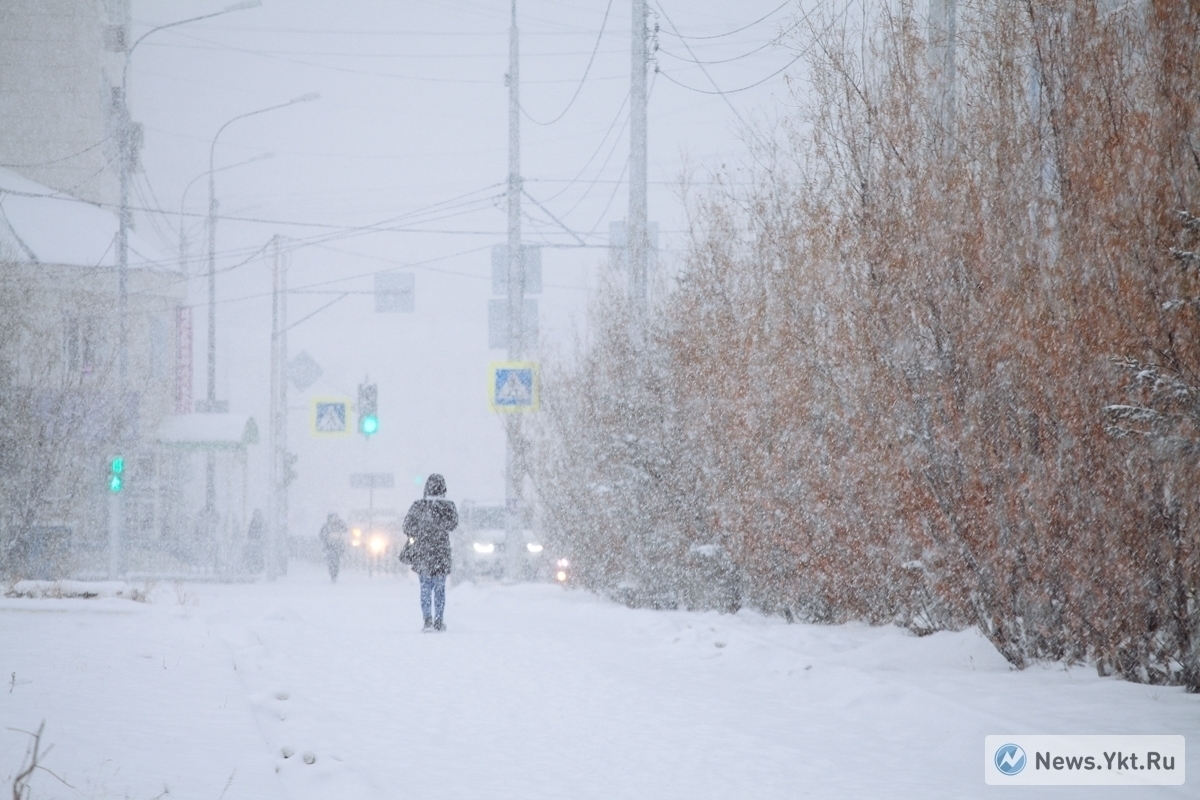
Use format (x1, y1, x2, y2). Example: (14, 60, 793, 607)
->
(310, 396, 352, 436)
(488, 361, 539, 413)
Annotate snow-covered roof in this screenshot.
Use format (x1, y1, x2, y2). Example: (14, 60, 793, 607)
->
(155, 413, 260, 449)
(0, 167, 173, 271)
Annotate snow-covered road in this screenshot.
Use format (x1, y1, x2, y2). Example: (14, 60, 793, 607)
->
(3, 563, 1197, 799)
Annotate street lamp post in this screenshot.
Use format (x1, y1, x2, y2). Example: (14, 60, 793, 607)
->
(200, 93, 318, 514)
(178, 153, 272, 275)
(116, 1, 262, 390)
(203, 93, 319, 413)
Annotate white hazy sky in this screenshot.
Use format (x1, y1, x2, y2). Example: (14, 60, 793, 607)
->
(123, 0, 814, 532)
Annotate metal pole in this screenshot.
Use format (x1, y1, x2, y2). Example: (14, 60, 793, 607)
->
(206, 165, 218, 405)
(278, 241, 290, 577)
(204, 162, 218, 514)
(268, 236, 280, 579)
(629, 0, 649, 337)
(504, 0, 525, 582)
(107, 490, 122, 579)
(203, 95, 318, 408)
(267, 237, 290, 578)
(116, 85, 130, 389)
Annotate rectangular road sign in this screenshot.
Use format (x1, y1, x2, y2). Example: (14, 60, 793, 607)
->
(310, 397, 351, 437)
(489, 361, 539, 413)
(350, 473, 394, 489)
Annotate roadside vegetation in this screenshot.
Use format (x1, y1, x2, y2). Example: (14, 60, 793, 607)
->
(533, 0, 1200, 689)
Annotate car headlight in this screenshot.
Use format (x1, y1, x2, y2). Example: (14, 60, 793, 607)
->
(368, 535, 387, 555)
(526, 543, 543, 553)
(556, 570, 568, 582)
(556, 558, 570, 568)
(473, 542, 495, 554)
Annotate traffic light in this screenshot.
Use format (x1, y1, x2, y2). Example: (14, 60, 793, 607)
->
(357, 382, 378, 436)
(108, 456, 124, 493)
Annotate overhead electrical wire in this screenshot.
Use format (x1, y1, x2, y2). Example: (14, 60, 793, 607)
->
(0, 135, 113, 169)
(655, 53, 803, 95)
(141, 41, 626, 60)
(537, 90, 629, 203)
(164, 29, 623, 85)
(657, 34, 787, 66)
(658, 0, 792, 40)
(521, 0, 614, 126)
(186, 244, 496, 311)
(556, 108, 630, 219)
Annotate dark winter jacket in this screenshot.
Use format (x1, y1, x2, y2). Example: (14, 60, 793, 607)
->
(320, 515, 347, 555)
(403, 476, 458, 576)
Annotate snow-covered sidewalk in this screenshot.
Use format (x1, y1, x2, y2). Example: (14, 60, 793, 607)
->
(3, 563, 1196, 799)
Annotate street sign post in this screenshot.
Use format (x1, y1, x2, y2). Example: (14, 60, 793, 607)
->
(488, 361, 539, 413)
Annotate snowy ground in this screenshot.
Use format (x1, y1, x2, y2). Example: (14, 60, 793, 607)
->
(3, 562, 1197, 799)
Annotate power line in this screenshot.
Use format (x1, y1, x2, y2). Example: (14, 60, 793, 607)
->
(538, 91, 630, 203)
(521, 0, 615, 126)
(0, 135, 113, 168)
(658, 1, 792, 41)
(655, 53, 803, 95)
(657, 34, 785, 66)
(161, 29, 624, 85)
(142, 40, 627, 59)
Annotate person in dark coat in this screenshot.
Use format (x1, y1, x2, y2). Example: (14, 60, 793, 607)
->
(319, 512, 348, 582)
(402, 474, 458, 631)
(242, 508, 265, 574)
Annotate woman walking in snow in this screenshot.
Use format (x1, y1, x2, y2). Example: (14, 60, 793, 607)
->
(402, 474, 458, 631)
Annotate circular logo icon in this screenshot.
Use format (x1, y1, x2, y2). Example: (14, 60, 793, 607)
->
(994, 744, 1027, 776)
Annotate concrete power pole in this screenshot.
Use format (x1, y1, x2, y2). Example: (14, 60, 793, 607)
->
(628, 0, 650, 337)
(930, 0, 957, 148)
(268, 237, 290, 579)
(504, 0, 526, 582)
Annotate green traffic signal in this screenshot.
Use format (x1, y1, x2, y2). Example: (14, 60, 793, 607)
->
(361, 414, 379, 435)
(109, 456, 124, 493)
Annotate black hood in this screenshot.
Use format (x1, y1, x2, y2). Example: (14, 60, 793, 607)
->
(424, 473, 447, 497)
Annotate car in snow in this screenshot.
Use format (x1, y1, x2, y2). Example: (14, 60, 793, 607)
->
(452, 501, 555, 582)
(345, 510, 403, 574)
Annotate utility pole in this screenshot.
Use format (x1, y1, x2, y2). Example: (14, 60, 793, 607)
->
(930, 0, 957, 148)
(268, 236, 289, 579)
(504, 0, 526, 582)
(116, 89, 132, 390)
(628, 0, 650, 339)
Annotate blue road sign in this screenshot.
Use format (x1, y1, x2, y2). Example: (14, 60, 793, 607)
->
(489, 362, 539, 413)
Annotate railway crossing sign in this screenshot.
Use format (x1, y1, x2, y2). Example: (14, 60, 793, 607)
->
(489, 362, 539, 413)
(311, 397, 351, 436)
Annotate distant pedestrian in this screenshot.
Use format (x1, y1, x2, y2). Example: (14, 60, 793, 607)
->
(243, 508, 265, 574)
(402, 474, 458, 631)
(319, 513, 348, 582)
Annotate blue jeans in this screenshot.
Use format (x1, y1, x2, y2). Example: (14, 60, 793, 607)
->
(419, 574, 446, 621)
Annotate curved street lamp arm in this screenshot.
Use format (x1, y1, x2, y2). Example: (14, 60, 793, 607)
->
(122, 2, 262, 90)
(208, 95, 320, 175)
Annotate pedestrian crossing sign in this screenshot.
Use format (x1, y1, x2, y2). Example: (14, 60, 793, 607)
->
(310, 397, 351, 436)
(489, 362, 539, 413)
